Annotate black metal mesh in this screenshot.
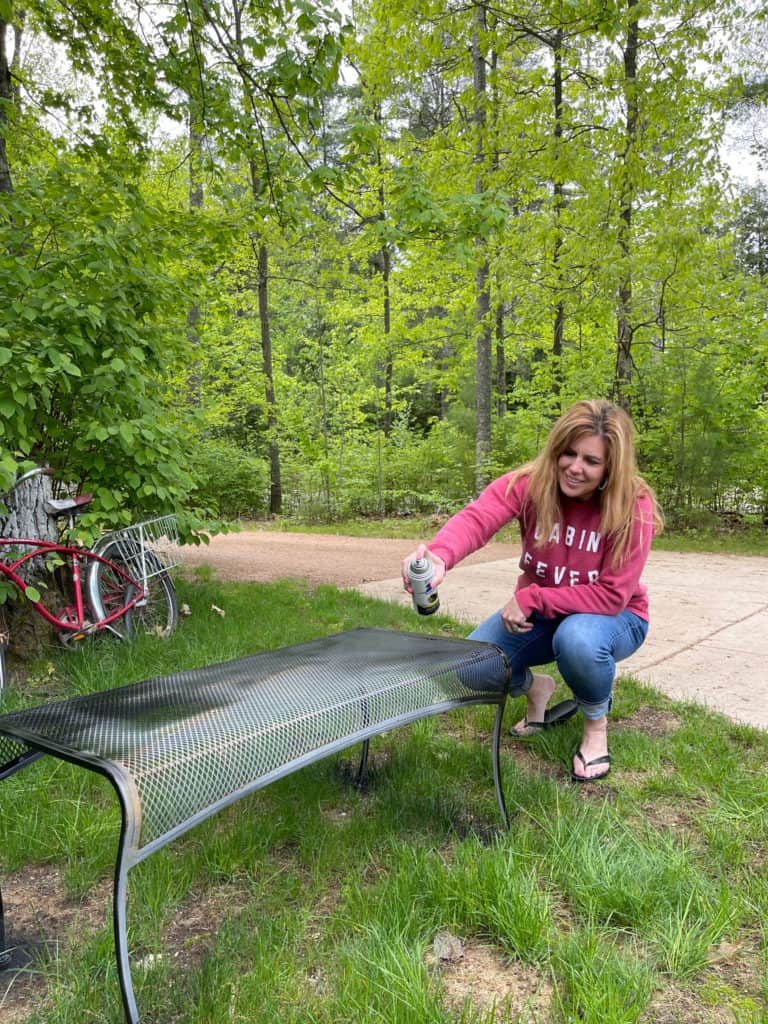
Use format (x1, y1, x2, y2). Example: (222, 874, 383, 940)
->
(0, 629, 508, 849)
(0, 734, 28, 773)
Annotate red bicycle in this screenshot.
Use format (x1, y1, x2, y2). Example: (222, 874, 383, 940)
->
(0, 467, 179, 691)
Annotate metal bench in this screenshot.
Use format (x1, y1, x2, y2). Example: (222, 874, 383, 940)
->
(0, 627, 511, 1023)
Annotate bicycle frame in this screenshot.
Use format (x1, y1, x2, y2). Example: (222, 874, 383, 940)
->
(0, 538, 146, 639)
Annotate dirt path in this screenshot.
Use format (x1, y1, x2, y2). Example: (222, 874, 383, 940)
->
(181, 529, 522, 586)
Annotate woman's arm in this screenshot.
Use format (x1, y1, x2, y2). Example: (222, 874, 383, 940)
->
(428, 474, 524, 570)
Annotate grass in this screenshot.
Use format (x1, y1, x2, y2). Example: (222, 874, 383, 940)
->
(651, 526, 768, 556)
(238, 513, 768, 555)
(1, 576, 767, 1023)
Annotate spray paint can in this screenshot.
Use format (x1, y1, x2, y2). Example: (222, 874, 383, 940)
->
(408, 556, 440, 616)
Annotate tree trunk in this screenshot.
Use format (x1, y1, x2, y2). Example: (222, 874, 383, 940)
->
(475, 260, 493, 491)
(439, 335, 452, 420)
(374, 111, 394, 440)
(0, 17, 15, 195)
(256, 239, 282, 515)
(615, 0, 640, 410)
(225, 7, 284, 514)
(186, 115, 204, 407)
(0, 472, 59, 661)
(1, 474, 57, 548)
(551, 30, 565, 395)
(494, 299, 506, 417)
(380, 239, 393, 437)
(473, 3, 492, 491)
(317, 320, 332, 516)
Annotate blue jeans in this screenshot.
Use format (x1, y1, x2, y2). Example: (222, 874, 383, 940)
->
(469, 609, 649, 719)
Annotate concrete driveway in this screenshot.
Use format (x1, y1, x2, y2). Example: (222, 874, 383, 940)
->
(357, 550, 768, 730)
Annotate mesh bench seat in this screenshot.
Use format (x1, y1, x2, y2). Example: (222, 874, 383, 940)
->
(0, 627, 511, 1023)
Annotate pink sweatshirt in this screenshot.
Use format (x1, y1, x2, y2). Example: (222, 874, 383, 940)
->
(429, 473, 655, 621)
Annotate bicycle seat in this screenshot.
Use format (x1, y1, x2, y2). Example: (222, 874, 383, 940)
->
(44, 494, 94, 517)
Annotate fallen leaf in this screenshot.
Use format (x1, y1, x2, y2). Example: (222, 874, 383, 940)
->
(707, 940, 742, 964)
(434, 930, 464, 962)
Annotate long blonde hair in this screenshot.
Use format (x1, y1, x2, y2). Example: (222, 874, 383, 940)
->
(508, 400, 664, 566)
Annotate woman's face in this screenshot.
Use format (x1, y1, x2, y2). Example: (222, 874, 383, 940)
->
(557, 433, 606, 501)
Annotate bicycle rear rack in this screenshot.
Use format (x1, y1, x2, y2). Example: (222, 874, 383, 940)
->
(100, 516, 180, 580)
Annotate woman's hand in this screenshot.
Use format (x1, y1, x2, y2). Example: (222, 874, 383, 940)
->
(500, 594, 532, 633)
(401, 545, 447, 592)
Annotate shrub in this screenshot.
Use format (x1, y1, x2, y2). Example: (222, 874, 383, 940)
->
(188, 440, 269, 519)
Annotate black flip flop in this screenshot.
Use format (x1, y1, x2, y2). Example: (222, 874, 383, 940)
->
(510, 698, 578, 736)
(571, 748, 611, 782)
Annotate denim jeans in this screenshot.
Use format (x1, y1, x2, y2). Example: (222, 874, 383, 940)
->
(468, 609, 649, 719)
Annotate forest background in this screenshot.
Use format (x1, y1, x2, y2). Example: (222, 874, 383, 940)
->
(2, 0, 768, 532)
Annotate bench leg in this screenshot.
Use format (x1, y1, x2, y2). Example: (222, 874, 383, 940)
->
(0, 886, 10, 968)
(114, 848, 140, 1023)
(354, 685, 371, 787)
(0, 750, 47, 971)
(354, 701, 510, 827)
(354, 739, 370, 788)
(492, 699, 511, 830)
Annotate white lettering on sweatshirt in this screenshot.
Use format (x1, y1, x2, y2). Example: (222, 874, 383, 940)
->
(526, 518, 604, 586)
(535, 522, 602, 550)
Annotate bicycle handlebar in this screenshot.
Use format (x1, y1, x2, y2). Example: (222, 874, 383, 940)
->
(7, 466, 55, 492)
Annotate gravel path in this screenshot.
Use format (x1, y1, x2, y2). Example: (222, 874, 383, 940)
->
(181, 529, 522, 586)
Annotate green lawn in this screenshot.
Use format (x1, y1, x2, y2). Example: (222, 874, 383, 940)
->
(247, 513, 768, 556)
(1, 574, 766, 1023)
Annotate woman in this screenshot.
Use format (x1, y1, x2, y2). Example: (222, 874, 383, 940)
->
(401, 399, 663, 782)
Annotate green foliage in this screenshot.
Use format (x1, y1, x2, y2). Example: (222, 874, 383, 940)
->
(3, 0, 768, 532)
(277, 415, 478, 521)
(0, 160, 205, 516)
(187, 439, 270, 519)
(637, 258, 768, 518)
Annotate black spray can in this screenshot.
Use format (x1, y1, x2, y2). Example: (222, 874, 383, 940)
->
(408, 556, 440, 615)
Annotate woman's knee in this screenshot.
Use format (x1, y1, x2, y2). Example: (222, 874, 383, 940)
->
(468, 612, 507, 647)
(468, 612, 535, 696)
(554, 612, 648, 674)
(553, 618, 611, 672)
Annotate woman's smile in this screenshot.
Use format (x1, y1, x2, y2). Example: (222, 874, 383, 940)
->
(557, 434, 606, 500)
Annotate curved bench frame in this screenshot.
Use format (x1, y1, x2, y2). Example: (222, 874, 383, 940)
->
(0, 628, 511, 1023)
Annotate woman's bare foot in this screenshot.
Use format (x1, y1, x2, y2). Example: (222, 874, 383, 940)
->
(510, 673, 556, 736)
(572, 716, 610, 781)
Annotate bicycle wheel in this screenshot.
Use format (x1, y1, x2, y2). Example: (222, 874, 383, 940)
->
(89, 541, 178, 640)
(126, 564, 178, 639)
(86, 544, 134, 639)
